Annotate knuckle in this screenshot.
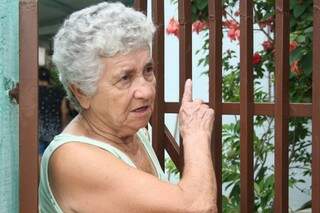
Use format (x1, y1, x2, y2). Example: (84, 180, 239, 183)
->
(194, 99, 203, 104)
(201, 104, 209, 109)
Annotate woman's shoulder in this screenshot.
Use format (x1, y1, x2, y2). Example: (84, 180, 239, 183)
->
(43, 138, 134, 212)
(47, 133, 132, 160)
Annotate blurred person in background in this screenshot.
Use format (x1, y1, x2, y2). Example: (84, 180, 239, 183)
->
(38, 67, 66, 155)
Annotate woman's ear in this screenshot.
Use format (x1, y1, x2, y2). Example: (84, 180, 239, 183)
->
(69, 84, 90, 110)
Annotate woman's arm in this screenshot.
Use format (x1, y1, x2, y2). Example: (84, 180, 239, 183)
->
(176, 79, 217, 212)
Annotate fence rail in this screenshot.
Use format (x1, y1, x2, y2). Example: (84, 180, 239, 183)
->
(274, 0, 290, 211)
(312, 0, 320, 211)
(18, 0, 319, 212)
(208, 0, 223, 210)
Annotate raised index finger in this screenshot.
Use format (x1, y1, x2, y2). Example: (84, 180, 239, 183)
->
(181, 79, 192, 103)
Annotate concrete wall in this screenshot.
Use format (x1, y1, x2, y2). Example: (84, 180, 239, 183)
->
(0, 0, 19, 212)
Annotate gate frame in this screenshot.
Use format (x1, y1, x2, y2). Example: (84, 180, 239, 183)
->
(19, 0, 320, 212)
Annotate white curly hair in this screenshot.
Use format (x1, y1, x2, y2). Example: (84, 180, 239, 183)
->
(52, 2, 155, 111)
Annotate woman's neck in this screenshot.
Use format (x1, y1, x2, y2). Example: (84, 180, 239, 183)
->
(79, 112, 136, 148)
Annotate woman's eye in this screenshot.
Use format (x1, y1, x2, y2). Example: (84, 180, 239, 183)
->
(114, 72, 133, 89)
(145, 66, 154, 74)
(121, 74, 130, 81)
(114, 73, 132, 89)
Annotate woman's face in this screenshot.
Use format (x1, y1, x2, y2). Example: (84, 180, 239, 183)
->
(88, 49, 156, 136)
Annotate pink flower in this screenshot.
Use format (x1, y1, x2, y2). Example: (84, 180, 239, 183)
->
(235, 29, 240, 40)
(258, 20, 267, 28)
(289, 41, 298, 52)
(262, 40, 273, 51)
(224, 20, 240, 41)
(223, 20, 238, 28)
(290, 60, 302, 75)
(192, 20, 208, 34)
(253, 52, 262, 65)
(166, 17, 179, 37)
(227, 28, 240, 41)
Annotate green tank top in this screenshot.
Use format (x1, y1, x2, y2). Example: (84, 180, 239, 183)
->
(39, 128, 167, 213)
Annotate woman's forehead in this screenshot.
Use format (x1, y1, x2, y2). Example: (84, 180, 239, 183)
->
(103, 49, 152, 68)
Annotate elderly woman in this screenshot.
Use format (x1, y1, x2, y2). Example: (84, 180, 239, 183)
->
(39, 2, 217, 213)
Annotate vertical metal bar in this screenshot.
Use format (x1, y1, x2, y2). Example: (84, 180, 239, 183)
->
(19, 1, 38, 212)
(178, 0, 192, 172)
(239, 0, 254, 212)
(178, 0, 192, 99)
(208, 0, 222, 212)
(151, 0, 165, 169)
(274, 0, 290, 211)
(133, 0, 147, 14)
(312, 0, 320, 211)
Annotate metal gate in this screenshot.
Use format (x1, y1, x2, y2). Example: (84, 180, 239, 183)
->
(16, 0, 320, 212)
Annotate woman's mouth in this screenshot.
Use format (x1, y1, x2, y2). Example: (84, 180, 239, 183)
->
(132, 106, 149, 113)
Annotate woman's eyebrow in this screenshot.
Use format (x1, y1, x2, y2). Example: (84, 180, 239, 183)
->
(110, 68, 130, 80)
(117, 68, 134, 76)
(144, 60, 154, 67)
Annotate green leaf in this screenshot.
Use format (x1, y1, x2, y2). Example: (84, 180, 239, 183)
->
(297, 35, 306, 43)
(191, 5, 197, 14)
(290, 33, 298, 41)
(304, 26, 313, 33)
(290, 0, 298, 9)
(254, 182, 261, 195)
(290, 18, 297, 28)
(293, 3, 309, 18)
(289, 47, 304, 63)
(196, 0, 207, 10)
(300, 53, 312, 75)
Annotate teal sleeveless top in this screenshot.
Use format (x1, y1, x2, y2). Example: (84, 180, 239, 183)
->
(39, 128, 167, 213)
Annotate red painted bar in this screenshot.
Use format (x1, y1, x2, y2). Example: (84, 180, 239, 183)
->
(164, 102, 312, 117)
(178, 0, 192, 100)
(178, 0, 192, 172)
(208, 0, 222, 212)
(274, 0, 290, 211)
(164, 126, 181, 171)
(19, 1, 39, 212)
(151, 0, 165, 169)
(239, 0, 254, 212)
(312, 0, 320, 211)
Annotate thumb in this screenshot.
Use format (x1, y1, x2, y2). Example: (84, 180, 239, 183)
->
(181, 79, 192, 103)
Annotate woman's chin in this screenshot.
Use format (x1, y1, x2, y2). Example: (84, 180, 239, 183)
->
(131, 118, 150, 131)
(124, 111, 151, 133)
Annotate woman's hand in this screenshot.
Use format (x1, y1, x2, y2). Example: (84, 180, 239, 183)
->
(179, 79, 214, 141)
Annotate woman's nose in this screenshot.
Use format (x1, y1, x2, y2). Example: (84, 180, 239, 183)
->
(133, 78, 155, 99)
